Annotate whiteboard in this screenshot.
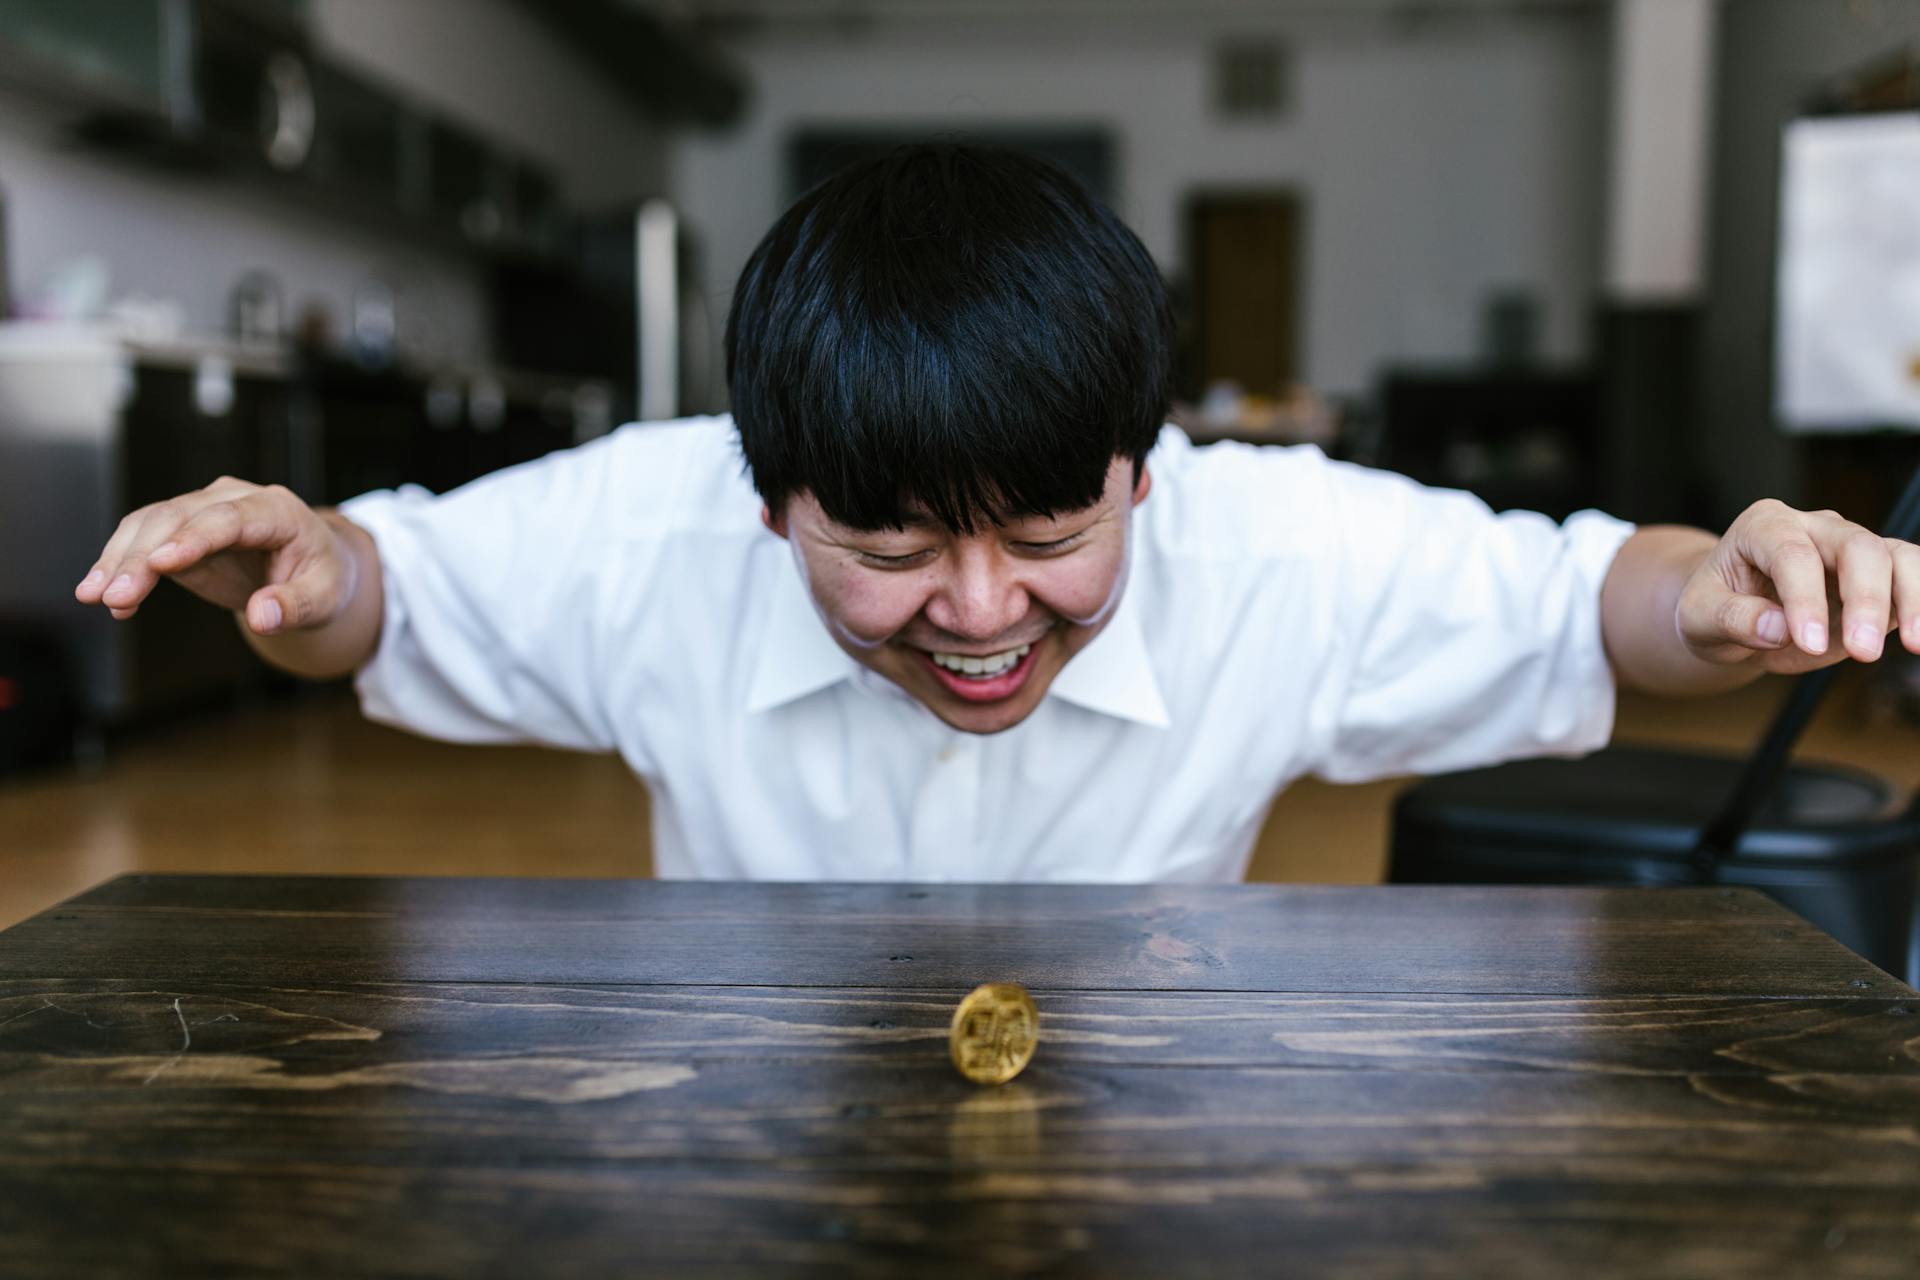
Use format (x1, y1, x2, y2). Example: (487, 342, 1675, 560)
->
(1776, 114, 1920, 432)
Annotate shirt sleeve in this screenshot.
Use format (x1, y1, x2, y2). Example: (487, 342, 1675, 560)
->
(336, 429, 679, 755)
(1314, 460, 1636, 784)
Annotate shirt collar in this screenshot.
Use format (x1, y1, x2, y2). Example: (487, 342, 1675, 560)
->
(746, 547, 1171, 730)
(1042, 568, 1171, 728)
(746, 551, 862, 714)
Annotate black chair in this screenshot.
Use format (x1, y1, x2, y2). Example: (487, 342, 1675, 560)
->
(1389, 471, 1920, 985)
(1389, 747, 1920, 980)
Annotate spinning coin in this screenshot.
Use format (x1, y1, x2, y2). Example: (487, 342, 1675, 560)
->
(949, 982, 1039, 1085)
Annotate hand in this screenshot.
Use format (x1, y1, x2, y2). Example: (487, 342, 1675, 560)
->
(1677, 499, 1920, 674)
(74, 477, 356, 636)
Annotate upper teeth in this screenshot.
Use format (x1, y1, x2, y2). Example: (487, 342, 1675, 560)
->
(930, 644, 1030, 677)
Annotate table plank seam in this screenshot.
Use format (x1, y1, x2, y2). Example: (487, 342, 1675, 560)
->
(4, 978, 1909, 998)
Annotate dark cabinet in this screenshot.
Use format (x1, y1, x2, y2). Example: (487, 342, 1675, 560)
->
(1377, 368, 1602, 521)
(0, 331, 606, 731)
(304, 360, 598, 505)
(0, 0, 174, 118)
(0, 337, 294, 728)
(310, 62, 408, 210)
(192, 0, 308, 164)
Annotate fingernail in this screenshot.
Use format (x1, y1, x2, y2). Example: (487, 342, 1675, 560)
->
(106, 574, 134, 598)
(150, 542, 179, 562)
(78, 569, 103, 591)
(1802, 621, 1827, 654)
(257, 599, 282, 632)
(1852, 623, 1883, 657)
(1757, 610, 1786, 644)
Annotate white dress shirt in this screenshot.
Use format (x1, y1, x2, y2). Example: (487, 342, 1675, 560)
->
(338, 416, 1634, 882)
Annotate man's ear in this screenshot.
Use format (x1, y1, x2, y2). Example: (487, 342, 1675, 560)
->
(1131, 463, 1153, 507)
(761, 503, 790, 540)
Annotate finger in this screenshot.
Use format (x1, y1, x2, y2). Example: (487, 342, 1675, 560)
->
(243, 587, 286, 636)
(76, 476, 261, 593)
(76, 505, 162, 605)
(103, 493, 233, 616)
(1707, 590, 1790, 652)
(1677, 564, 1784, 655)
(242, 528, 347, 637)
(1892, 538, 1920, 654)
(73, 566, 106, 602)
(201, 474, 253, 497)
(243, 561, 338, 636)
(1748, 525, 1830, 656)
(1808, 515, 1893, 661)
(145, 494, 288, 574)
(95, 502, 189, 615)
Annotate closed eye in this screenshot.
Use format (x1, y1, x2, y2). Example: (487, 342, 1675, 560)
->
(1014, 533, 1085, 555)
(855, 548, 934, 569)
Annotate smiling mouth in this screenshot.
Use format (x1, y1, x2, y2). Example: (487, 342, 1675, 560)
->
(910, 636, 1047, 704)
(925, 642, 1031, 678)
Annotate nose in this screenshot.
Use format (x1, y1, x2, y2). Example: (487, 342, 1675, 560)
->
(923, 543, 1030, 641)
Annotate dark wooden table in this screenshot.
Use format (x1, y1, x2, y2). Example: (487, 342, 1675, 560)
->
(2, 875, 1917, 1278)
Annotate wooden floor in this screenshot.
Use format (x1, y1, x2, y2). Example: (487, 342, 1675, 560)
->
(3, 672, 1918, 930)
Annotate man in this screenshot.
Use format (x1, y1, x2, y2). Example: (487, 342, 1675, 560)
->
(75, 145, 1920, 881)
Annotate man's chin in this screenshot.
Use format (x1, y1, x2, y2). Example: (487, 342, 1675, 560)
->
(921, 692, 1044, 735)
(894, 653, 1057, 734)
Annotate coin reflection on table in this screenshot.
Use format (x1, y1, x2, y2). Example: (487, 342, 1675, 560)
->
(947, 1082, 1043, 1161)
(949, 982, 1039, 1085)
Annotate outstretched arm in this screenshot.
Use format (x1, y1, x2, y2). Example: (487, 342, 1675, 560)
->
(75, 477, 384, 681)
(1599, 502, 1920, 697)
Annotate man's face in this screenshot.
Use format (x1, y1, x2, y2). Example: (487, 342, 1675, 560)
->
(765, 457, 1150, 734)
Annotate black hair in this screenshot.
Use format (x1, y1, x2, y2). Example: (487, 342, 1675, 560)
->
(726, 143, 1173, 534)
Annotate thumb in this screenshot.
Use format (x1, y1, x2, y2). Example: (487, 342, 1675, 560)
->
(247, 529, 354, 636)
(1685, 586, 1789, 653)
(244, 580, 329, 636)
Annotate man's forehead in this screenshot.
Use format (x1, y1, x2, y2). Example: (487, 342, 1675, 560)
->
(832, 503, 1084, 536)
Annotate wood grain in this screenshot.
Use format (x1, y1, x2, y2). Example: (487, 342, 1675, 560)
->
(5, 1156, 1917, 1280)
(1, 875, 1904, 996)
(2, 877, 1917, 1278)
(6, 991, 1920, 1279)
(4, 981, 1917, 1076)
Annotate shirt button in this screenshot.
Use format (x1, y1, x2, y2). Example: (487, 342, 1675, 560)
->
(937, 747, 956, 763)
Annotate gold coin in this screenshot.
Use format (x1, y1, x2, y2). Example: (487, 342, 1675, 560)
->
(949, 982, 1039, 1085)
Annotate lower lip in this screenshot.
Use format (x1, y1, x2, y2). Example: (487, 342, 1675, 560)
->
(915, 640, 1043, 703)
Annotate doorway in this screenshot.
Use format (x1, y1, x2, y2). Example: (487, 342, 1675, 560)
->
(1185, 191, 1305, 398)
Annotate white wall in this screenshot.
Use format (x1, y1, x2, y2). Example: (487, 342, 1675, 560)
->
(0, 0, 664, 364)
(0, 98, 491, 363)
(1603, 0, 1717, 300)
(671, 9, 1608, 398)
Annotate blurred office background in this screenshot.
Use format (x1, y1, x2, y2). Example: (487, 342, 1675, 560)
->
(4, 0, 1920, 927)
